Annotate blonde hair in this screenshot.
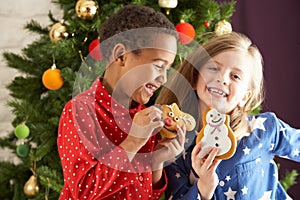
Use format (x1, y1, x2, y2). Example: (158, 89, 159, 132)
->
(156, 32, 264, 140)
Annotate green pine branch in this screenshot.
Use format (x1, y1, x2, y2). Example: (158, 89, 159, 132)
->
(24, 20, 49, 35)
(280, 169, 299, 191)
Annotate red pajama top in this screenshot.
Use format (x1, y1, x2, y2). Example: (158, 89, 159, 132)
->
(57, 78, 167, 200)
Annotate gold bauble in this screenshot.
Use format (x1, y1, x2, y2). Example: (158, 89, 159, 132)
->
(75, 0, 98, 20)
(24, 175, 39, 197)
(158, 0, 178, 15)
(49, 22, 69, 42)
(214, 20, 232, 36)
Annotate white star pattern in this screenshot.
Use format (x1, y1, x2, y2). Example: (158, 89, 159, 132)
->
(269, 143, 275, 151)
(258, 190, 272, 200)
(255, 157, 261, 163)
(293, 148, 299, 157)
(225, 176, 231, 182)
(243, 146, 250, 155)
(185, 138, 189, 144)
(258, 143, 263, 149)
(175, 172, 181, 178)
(241, 186, 248, 195)
(224, 187, 237, 200)
(249, 116, 266, 132)
(280, 127, 287, 132)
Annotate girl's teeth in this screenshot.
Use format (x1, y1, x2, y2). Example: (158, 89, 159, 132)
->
(209, 88, 226, 97)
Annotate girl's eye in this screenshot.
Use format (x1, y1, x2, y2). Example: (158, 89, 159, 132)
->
(208, 67, 218, 71)
(232, 74, 241, 80)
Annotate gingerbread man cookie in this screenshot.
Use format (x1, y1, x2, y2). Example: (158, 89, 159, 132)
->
(160, 103, 196, 139)
(196, 108, 236, 160)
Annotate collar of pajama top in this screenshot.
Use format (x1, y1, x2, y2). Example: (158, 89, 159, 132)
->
(57, 78, 166, 200)
(72, 78, 158, 159)
(163, 112, 300, 200)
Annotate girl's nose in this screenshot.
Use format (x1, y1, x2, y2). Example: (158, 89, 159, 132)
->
(164, 118, 173, 126)
(217, 75, 229, 85)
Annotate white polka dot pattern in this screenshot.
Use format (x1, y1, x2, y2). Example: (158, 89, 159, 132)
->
(57, 78, 166, 199)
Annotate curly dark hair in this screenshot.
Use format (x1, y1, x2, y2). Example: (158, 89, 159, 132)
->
(99, 5, 178, 62)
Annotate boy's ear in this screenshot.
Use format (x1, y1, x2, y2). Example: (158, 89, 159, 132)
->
(112, 43, 126, 65)
(238, 90, 252, 108)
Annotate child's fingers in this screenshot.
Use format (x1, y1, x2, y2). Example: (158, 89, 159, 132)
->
(210, 159, 221, 171)
(202, 147, 219, 170)
(175, 125, 186, 146)
(191, 141, 203, 160)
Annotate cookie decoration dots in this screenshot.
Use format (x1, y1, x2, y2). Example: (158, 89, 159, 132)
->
(160, 103, 196, 139)
(196, 108, 236, 160)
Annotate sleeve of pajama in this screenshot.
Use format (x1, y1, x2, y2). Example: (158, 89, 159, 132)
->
(164, 155, 201, 200)
(57, 101, 135, 199)
(269, 113, 300, 162)
(151, 170, 168, 200)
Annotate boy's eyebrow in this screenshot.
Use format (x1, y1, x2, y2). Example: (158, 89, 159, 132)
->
(153, 58, 173, 67)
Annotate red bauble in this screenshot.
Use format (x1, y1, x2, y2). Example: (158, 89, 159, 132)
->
(175, 22, 195, 45)
(88, 38, 102, 60)
(204, 21, 210, 28)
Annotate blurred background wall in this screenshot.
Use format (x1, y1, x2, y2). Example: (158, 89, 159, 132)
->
(231, 0, 300, 198)
(0, 0, 62, 162)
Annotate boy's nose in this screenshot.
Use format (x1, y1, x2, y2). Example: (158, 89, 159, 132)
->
(157, 69, 167, 84)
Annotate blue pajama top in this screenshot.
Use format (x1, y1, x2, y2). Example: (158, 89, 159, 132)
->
(165, 112, 300, 200)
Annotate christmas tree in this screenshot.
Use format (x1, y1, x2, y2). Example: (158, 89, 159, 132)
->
(0, 0, 236, 199)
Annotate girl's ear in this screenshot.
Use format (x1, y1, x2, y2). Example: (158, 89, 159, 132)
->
(238, 90, 252, 108)
(112, 43, 126, 65)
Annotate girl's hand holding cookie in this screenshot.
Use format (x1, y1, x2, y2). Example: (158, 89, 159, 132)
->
(192, 141, 220, 200)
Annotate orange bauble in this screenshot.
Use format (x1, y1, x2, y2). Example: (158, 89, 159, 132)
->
(176, 22, 196, 45)
(42, 66, 64, 90)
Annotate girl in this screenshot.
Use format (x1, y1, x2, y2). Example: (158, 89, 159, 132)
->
(156, 32, 300, 199)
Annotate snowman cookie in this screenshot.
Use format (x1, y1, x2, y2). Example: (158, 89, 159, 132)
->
(196, 108, 236, 160)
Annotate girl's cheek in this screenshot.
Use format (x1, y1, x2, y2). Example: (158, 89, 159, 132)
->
(200, 73, 214, 84)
